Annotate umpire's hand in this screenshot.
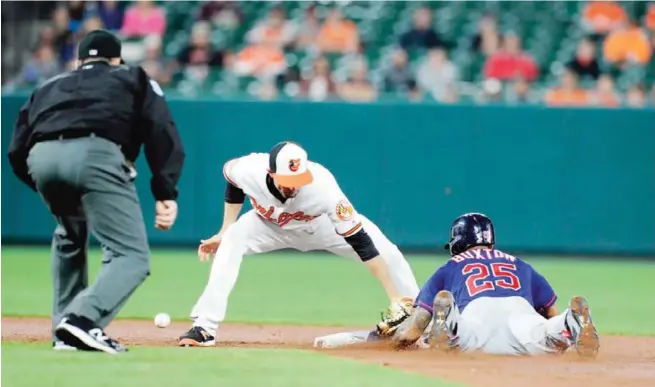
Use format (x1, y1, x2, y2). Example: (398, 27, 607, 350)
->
(155, 200, 178, 230)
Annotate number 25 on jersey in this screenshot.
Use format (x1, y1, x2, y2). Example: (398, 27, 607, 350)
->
(463, 263, 522, 297)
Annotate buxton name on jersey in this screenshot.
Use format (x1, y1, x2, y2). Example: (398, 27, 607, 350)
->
(415, 248, 557, 313)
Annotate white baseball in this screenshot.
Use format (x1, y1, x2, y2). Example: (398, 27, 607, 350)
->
(154, 313, 171, 328)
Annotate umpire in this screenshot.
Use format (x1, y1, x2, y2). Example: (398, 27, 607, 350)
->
(7, 29, 185, 354)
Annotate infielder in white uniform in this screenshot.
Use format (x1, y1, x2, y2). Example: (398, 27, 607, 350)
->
(314, 213, 600, 359)
(178, 141, 419, 346)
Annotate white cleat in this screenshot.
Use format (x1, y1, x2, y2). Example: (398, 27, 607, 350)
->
(53, 340, 78, 351)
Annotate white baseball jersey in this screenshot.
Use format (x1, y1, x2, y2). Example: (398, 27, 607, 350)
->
(188, 152, 420, 337)
(224, 153, 362, 236)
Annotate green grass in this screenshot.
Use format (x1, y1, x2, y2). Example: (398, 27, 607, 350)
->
(1, 343, 451, 387)
(2, 246, 653, 387)
(2, 246, 655, 335)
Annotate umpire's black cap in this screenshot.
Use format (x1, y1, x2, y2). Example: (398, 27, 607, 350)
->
(78, 29, 123, 62)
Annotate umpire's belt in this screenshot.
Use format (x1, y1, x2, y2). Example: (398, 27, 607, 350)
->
(34, 130, 99, 142)
(33, 130, 123, 151)
(33, 130, 137, 181)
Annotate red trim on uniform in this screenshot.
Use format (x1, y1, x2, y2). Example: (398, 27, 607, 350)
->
(416, 301, 434, 312)
(339, 223, 362, 237)
(223, 159, 239, 188)
(544, 294, 557, 308)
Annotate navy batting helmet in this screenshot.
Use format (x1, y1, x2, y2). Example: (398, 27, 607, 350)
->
(444, 213, 495, 256)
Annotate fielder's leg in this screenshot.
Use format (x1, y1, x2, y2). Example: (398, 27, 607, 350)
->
(180, 211, 286, 346)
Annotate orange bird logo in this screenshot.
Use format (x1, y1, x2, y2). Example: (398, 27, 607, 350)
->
(289, 159, 301, 172)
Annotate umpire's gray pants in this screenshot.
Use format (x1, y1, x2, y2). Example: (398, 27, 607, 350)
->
(27, 136, 150, 337)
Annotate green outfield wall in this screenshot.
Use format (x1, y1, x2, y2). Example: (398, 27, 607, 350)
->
(2, 94, 654, 255)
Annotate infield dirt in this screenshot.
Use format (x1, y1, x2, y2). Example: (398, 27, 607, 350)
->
(3, 317, 654, 387)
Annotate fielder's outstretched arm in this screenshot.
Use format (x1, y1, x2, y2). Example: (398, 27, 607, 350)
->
(363, 254, 401, 300)
(392, 307, 432, 349)
(324, 172, 413, 302)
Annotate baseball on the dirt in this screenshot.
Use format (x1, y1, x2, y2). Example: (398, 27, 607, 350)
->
(154, 313, 171, 328)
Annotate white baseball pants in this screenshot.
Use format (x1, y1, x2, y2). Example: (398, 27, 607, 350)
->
(190, 210, 420, 336)
(448, 296, 572, 355)
(313, 296, 573, 354)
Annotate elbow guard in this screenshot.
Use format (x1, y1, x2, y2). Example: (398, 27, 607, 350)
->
(224, 181, 245, 204)
(344, 228, 380, 262)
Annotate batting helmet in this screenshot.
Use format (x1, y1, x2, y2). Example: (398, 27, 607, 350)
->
(444, 213, 495, 256)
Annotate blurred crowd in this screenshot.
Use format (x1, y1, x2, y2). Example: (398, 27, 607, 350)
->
(10, 0, 655, 108)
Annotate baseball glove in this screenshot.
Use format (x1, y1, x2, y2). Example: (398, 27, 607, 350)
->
(376, 297, 414, 338)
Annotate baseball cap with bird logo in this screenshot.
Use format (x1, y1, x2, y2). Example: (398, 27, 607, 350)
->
(268, 142, 313, 188)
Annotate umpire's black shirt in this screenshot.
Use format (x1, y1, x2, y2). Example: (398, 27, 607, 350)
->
(8, 61, 185, 200)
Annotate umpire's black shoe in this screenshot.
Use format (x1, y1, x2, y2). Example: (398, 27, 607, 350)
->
(55, 314, 128, 354)
(178, 326, 216, 347)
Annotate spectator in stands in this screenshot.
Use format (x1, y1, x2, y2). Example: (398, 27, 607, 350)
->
(275, 63, 301, 91)
(478, 78, 504, 104)
(299, 56, 337, 102)
(470, 12, 501, 56)
(407, 79, 424, 103)
(400, 6, 445, 51)
(337, 59, 377, 102)
(344, 41, 369, 69)
(581, 1, 627, 35)
(484, 32, 539, 82)
(646, 4, 655, 38)
(603, 19, 652, 66)
(33, 26, 56, 52)
(82, 16, 104, 34)
(95, 0, 125, 31)
(441, 86, 460, 104)
(506, 77, 536, 105)
(416, 48, 459, 102)
(383, 48, 414, 93)
(198, 0, 242, 30)
(53, 6, 76, 63)
(567, 38, 601, 81)
(625, 84, 647, 108)
(257, 79, 279, 101)
(140, 35, 171, 87)
(176, 22, 224, 67)
(317, 7, 359, 54)
(246, 5, 297, 49)
(67, 1, 88, 33)
(16, 45, 62, 86)
(295, 5, 320, 50)
(544, 68, 589, 106)
(590, 74, 621, 107)
(234, 39, 286, 79)
(121, 0, 166, 38)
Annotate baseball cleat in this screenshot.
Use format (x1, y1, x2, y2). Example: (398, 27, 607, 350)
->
(178, 326, 216, 347)
(55, 314, 127, 354)
(428, 290, 456, 350)
(53, 340, 78, 351)
(567, 296, 600, 359)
